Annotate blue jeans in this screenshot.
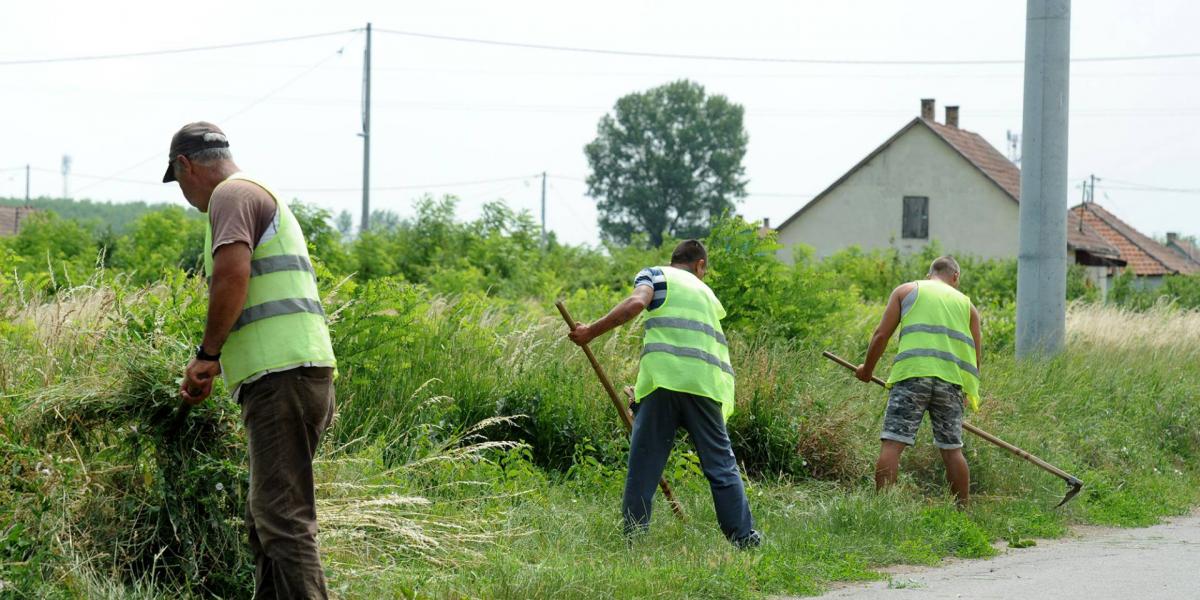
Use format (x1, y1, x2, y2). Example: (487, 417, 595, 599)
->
(623, 387, 758, 545)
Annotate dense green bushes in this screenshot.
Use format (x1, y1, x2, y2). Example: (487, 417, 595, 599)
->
(2, 198, 1200, 598)
(5, 197, 1195, 312)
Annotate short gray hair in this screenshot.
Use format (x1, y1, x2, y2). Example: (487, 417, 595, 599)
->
(928, 255, 960, 277)
(186, 147, 233, 164)
(172, 147, 233, 178)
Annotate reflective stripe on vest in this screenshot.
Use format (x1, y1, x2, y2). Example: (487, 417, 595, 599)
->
(251, 254, 317, 279)
(887, 279, 980, 409)
(633, 266, 736, 421)
(644, 316, 729, 346)
(641, 342, 735, 376)
(207, 254, 315, 285)
(894, 348, 980, 379)
(203, 173, 336, 390)
(899, 324, 975, 349)
(233, 297, 326, 332)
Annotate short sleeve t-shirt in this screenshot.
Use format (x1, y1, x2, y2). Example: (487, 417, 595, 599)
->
(207, 179, 277, 255)
(633, 267, 667, 311)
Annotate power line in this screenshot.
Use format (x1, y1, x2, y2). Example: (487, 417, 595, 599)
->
(280, 174, 540, 193)
(547, 174, 814, 198)
(376, 27, 1200, 65)
(0, 29, 358, 66)
(1090, 176, 1200, 195)
(72, 36, 357, 196)
(1097, 184, 1200, 194)
(27, 166, 160, 186)
(2, 25, 1197, 70)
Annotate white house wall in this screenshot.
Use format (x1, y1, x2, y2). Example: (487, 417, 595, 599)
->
(777, 125, 1019, 263)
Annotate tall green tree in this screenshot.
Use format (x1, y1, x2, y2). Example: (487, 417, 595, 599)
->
(585, 79, 748, 247)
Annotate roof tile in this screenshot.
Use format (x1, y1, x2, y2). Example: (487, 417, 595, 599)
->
(1070, 203, 1199, 276)
(0, 206, 35, 237)
(925, 120, 1022, 201)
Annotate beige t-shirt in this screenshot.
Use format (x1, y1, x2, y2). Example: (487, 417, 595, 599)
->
(208, 179, 277, 255)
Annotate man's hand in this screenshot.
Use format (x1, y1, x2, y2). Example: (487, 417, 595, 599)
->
(854, 363, 874, 383)
(180, 357, 221, 405)
(567, 323, 596, 346)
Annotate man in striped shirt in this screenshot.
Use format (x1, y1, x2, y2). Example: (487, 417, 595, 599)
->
(568, 240, 760, 548)
(633, 266, 668, 310)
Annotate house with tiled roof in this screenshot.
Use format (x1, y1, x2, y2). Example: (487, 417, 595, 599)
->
(1165, 232, 1200, 268)
(774, 98, 1124, 291)
(0, 206, 36, 237)
(1070, 203, 1198, 286)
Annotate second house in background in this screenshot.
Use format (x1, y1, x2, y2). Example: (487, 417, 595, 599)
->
(772, 99, 1126, 294)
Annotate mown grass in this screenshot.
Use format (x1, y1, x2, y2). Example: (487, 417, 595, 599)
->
(1, 278, 1198, 598)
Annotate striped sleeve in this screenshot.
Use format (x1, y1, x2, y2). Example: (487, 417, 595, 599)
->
(634, 267, 667, 311)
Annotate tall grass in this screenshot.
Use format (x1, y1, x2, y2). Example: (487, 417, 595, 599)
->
(2, 273, 1198, 598)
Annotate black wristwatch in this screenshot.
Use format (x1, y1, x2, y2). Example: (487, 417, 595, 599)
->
(195, 345, 221, 361)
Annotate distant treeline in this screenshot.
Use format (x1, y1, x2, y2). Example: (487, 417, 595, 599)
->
(0, 196, 198, 235)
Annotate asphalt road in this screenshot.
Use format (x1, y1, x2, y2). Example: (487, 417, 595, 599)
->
(808, 513, 1200, 600)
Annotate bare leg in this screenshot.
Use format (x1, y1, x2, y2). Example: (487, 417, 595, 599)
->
(940, 448, 970, 507)
(875, 440, 908, 490)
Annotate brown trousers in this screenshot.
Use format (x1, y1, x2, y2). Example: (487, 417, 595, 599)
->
(241, 366, 336, 600)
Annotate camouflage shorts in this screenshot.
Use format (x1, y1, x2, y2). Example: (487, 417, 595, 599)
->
(881, 377, 964, 449)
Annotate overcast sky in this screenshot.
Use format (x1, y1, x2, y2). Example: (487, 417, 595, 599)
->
(2, 0, 1197, 246)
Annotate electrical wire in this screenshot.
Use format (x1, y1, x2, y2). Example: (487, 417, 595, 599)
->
(28, 166, 161, 186)
(0, 29, 359, 66)
(376, 27, 1200, 65)
(72, 34, 358, 196)
(3, 25, 1196, 69)
(281, 174, 540, 193)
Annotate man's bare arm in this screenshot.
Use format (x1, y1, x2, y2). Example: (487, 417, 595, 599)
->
(567, 286, 653, 345)
(201, 243, 252, 354)
(856, 283, 912, 381)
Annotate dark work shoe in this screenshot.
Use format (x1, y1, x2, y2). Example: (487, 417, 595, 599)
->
(731, 530, 763, 549)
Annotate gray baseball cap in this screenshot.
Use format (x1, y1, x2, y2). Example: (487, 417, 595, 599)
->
(162, 122, 230, 183)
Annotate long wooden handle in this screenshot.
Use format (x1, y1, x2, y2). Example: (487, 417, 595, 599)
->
(959, 423, 1079, 484)
(821, 350, 1081, 485)
(557, 301, 685, 519)
(556, 302, 633, 432)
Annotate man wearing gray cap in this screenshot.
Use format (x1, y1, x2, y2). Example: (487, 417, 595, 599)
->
(166, 122, 336, 599)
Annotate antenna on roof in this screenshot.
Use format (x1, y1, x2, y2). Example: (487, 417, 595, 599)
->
(1006, 130, 1021, 165)
(1084, 174, 1098, 204)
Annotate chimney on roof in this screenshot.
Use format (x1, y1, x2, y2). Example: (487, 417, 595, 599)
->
(1167, 232, 1179, 244)
(945, 106, 959, 128)
(762, 217, 770, 229)
(921, 98, 935, 121)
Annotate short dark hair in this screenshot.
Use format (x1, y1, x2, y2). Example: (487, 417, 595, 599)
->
(671, 239, 708, 265)
(929, 255, 961, 277)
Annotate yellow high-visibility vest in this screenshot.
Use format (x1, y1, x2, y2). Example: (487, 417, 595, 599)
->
(633, 266, 736, 420)
(203, 173, 336, 390)
(887, 279, 980, 409)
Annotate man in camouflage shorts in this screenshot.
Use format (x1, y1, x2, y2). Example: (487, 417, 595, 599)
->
(882, 377, 965, 450)
(855, 256, 982, 507)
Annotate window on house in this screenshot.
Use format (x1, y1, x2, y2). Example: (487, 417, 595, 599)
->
(902, 196, 929, 239)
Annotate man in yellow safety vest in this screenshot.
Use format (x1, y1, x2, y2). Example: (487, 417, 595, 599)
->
(167, 122, 336, 599)
(855, 255, 981, 507)
(568, 240, 761, 548)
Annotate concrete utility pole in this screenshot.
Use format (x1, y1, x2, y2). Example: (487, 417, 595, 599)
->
(24, 164, 30, 205)
(360, 22, 373, 233)
(1016, 0, 1071, 359)
(540, 171, 547, 246)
